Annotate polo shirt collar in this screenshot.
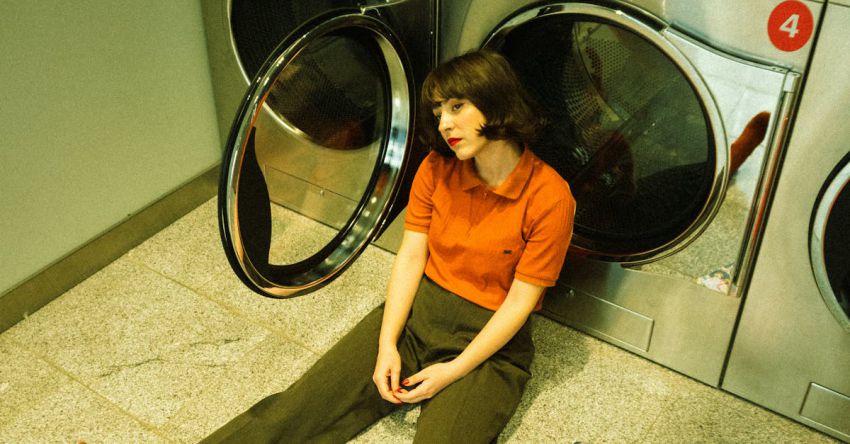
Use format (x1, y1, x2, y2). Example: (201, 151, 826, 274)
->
(459, 147, 534, 200)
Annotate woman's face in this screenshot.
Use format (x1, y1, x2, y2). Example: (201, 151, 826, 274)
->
(431, 97, 488, 160)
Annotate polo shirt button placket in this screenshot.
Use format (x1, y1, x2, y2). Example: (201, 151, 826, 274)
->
(474, 188, 486, 228)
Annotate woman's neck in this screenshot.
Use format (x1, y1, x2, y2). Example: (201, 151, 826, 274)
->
(473, 140, 523, 188)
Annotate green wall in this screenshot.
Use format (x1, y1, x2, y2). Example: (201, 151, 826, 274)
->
(0, 1, 221, 295)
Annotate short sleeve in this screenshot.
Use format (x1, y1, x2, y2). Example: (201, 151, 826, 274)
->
(404, 152, 440, 233)
(515, 194, 576, 287)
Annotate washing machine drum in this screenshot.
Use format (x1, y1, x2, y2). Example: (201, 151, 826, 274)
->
(496, 15, 715, 260)
(812, 154, 850, 330)
(823, 188, 850, 312)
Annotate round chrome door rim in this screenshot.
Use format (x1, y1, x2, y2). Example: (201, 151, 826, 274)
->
(225, 0, 357, 148)
(222, 13, 411, 297)
(483, 2, 729, 264)
(810, 161, 850, 332)
(223, 0, 299, 134)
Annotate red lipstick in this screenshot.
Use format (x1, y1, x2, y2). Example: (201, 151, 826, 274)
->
(447, 138, 461, 147)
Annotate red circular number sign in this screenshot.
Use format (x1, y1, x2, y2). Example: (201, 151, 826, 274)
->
(768, 0, 814, 52)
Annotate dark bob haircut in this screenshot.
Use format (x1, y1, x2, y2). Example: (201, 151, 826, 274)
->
(419, 49, 546, 157)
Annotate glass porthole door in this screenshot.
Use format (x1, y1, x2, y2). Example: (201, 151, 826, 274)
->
(811, 153, 850, 332)
(484, 3, 728, 264)
(218, 11, 416, 297)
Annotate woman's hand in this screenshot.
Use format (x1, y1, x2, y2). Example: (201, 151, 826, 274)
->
(373, 230, 429, 406)
(394, 279, 542, 405)
(395, 361, 463, 404)
(373, 344, 403, 405)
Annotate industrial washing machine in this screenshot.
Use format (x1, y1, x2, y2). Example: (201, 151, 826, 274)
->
(721, 1, 850, 440)
(201, 0, 434, 295)
(440, 0, 822, 386)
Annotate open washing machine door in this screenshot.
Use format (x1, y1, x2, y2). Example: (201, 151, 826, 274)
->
(218, 11, 419, 298)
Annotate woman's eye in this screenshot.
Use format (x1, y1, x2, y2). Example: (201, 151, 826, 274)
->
(451, 103, 463, 111)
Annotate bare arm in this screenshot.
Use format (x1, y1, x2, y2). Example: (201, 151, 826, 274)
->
(396, 278, 543, 403)
(451, 278, 542, 376)
(372, 229, 429, 403)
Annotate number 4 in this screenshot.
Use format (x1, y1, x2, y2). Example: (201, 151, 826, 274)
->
(780, 14, 800, 38)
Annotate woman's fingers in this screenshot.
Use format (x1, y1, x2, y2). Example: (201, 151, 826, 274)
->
(397, 362, 463, 403)
(401, 370, 426, 388)
(372, 371, 389, 399)
(396, 381, 432, 403)
(396, 369, 433, 403)
(373, 345, 405, 404)
(390, 366, 400, 394)
(373, 370, 402, 404)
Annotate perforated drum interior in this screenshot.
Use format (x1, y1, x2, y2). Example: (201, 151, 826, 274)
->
(493, 14, 715, 259)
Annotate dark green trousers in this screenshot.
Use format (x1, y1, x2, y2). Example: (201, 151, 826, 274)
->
(201, 277, 534, 444)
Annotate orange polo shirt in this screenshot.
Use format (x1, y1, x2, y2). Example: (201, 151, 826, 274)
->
(404, 148, 575, 311)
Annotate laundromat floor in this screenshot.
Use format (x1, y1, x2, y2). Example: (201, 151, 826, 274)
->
(0, 199, 838, 443)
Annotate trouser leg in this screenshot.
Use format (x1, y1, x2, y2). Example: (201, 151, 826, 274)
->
(201, 305, 416, 444)
(412, 357, 531, 444)
(406, 279, 535, 444)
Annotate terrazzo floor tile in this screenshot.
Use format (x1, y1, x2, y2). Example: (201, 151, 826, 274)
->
(268, 203, 341, 265)
(161, 333, 319, 443)
(3, 195, 842, 443)
(496, 317, 682, 443)
(0, 336, 166, 443)
(497, 317, 599, 443)
(640, 373, 841, 443)
(125, 198, 230, 291)
(199, 242, 396, 354)
(4, 258, 271, 427)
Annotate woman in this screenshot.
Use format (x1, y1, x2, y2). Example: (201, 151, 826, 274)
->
(203, 49, 575, 443)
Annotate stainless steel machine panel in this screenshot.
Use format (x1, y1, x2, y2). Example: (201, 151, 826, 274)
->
(722, 3, 850, 440)
(441, 0, 807, 386)
(622, 0, 822, 72)
(439, 0, 823, 71)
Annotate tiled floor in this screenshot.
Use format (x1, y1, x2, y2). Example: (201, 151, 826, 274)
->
(0, 199, 838, 443)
